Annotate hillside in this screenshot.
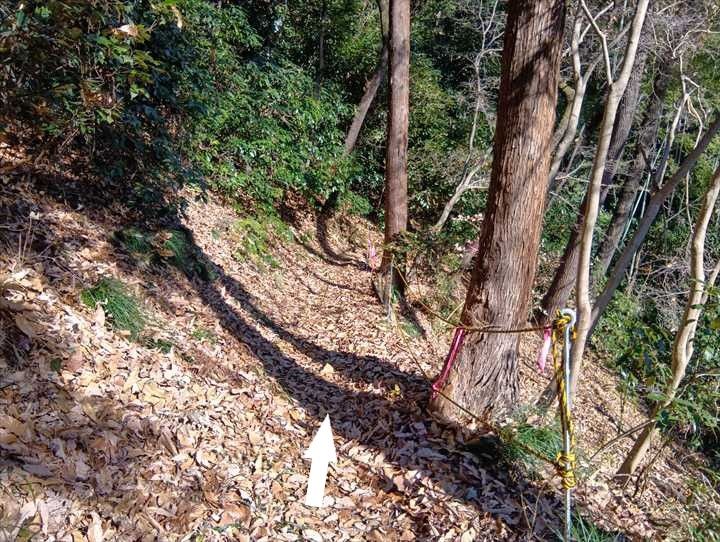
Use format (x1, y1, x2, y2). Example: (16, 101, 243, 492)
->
(0, 163, 714, 541)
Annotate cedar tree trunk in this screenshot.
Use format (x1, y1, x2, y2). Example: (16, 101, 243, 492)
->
(379, 0, 410, 304)
(429, 0, 565, 421)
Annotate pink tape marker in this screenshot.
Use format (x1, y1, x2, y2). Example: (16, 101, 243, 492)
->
(537, 327, 552, 374)
(431, 328, 466, 399)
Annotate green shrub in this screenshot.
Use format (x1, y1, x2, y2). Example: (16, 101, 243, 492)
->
(191, 327, 217, 344)
(564, 513, 625, 542)
(116, 227, 215, 280)
(500, 422, 563, 478)
(81, 277, 147, 339)
(145, 337, 174, 353)
(232, 216, 293, 269)
(160, 229, 215, 280)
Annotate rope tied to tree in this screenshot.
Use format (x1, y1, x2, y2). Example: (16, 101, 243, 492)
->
(385, 267, 581, 497)
(551, 312, 577, 491)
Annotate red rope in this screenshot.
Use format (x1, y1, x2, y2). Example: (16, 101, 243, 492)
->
(431, 328, 466, 399)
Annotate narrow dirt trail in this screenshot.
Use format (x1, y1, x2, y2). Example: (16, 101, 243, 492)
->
(0, 179, 701, 541)
(181, 196, 544, 540)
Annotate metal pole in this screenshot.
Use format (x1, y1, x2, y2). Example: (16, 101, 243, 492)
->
(560, 308, 576, 542)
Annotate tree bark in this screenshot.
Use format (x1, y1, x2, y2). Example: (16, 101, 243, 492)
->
(617, 164, 720, 476)
(595, 64, 674, 276)
(539, 48, 647, 324)
(590, 114, 720, 335)
(429, 0, 566, 421)
(344, 0, 390, 154)
(379, 0, 410, 304)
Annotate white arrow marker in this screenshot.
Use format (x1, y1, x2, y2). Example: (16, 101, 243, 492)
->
(303, 414, 337, 507)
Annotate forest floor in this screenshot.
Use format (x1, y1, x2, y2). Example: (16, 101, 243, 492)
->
(0, 163, 715, 541)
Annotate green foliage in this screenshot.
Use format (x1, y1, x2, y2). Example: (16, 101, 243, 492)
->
(400, 317, 423, 338)
(116, 227, 153, 255)
(684, 467, 720, 542)
(161, 229, 215, 280)
(1, 0, 164, 144)
(170, 0, 355, 209)
(116, 227, 215, 280)
(233, 215, 292, 269)
(145, 337, 174, 353)
(81, 277, 147, 338)
(500, 422, 563, 478)
(596, 286, 720, 455)
(564, 513, 625, 542)
(191, 326, 217, 344)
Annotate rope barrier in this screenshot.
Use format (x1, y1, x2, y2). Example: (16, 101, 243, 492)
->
(379, 265, 580, 540)
(393, 267, 553, 334)
(377, 266, 579, 528)
(393, 307, 578, 480)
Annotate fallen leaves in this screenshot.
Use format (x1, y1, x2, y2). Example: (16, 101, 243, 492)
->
(0, 179, 706, 542)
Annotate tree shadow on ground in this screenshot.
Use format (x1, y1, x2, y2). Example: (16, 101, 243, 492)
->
(0, 188, 217, 539)
(183, 232, 566, 538)
(1, 170, 569, 540)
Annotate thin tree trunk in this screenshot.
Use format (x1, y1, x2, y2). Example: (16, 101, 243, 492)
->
(344, 47, 388, 153)
(379, 0, 410, 305)
(433, 163, 483, 232)
(314, 0, 327, 98)
(548, 13, 632, 189)
(551, 82, 576, 153)
(568, 0, 650, 400)
(590, 114, 720, 335)
(429, 0, 566, 421)
(596, 64, 681, 277)
(548, 18, 589, 185)
(344, 0, 390, 154)
(595, 173, 643, 276)
(539, 47, 647, 324)
(618, 164, 720, 476)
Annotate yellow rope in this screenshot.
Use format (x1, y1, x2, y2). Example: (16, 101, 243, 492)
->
(552, 313, 577, 490)
(393, 307, 581, 485)
(393, 267, 556, 334)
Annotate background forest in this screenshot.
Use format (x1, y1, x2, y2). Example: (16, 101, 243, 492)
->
(1, 0, 720, 540)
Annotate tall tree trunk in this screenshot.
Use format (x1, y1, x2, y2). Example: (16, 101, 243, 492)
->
(595, 64, 673, 276)
(617, 164, 720, 476)
(429, 0, 566, 421)
(590, 115, 720, 335)
(539, 48, 647, 324)
(379, 0, 410, 305)
(344, 0, 390, 154)
(568, 0, 650, 400)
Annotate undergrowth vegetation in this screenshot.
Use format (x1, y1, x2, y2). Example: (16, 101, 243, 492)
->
(81, 277, 147, 339)
(3, 0, 720, 538)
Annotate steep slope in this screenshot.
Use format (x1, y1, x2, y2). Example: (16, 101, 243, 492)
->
(0, 169, 713, 541)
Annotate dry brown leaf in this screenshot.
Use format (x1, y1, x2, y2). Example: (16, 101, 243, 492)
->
(220, 502, 251, 527)
(66, 350, 84, 372)
(14, 314, 37, 338)
(87, 512, 104, 542)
